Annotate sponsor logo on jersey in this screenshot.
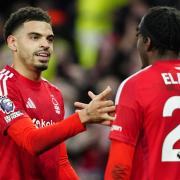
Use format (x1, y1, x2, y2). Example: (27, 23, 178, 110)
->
(50, 94, 60, 114)
(0, 96, 15, 114)
(4, 111, 24, 123)
(32, 118, 55, 128)
(111, 125, 123, 132)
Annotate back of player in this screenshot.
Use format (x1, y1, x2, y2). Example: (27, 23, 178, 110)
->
(145, 60, 180, 179)
(111, 60, 180, 180)
(136, 60, 179, 179)
(106, 6, 180, 180)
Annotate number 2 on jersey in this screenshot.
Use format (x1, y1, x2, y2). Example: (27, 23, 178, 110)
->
(162, 96, 180, 162)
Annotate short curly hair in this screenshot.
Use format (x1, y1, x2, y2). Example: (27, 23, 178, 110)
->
(139, 6, 180, 52)
(3, 6, 51, 41)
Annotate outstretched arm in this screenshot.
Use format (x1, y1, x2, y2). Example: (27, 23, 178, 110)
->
(7, 87, 115, 155)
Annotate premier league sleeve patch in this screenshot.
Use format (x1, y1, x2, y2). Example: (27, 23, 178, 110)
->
(0, 96, 15, 114)
(0, 96, 24, 123)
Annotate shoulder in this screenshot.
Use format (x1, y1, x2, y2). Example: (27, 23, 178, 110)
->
(0, 67, 18, 95)
(42, 78, 63, 96)
(0, 67, 16, 81)
(115, 66, 152, 104)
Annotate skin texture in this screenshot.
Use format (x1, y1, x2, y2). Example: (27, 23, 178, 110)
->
(7, 21, 54, 81)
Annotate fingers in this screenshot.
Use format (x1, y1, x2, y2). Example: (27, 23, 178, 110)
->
(74, 102, 87, 109)
(101, 113, 115, 121)
(95, 86, 112, 100)
(98, 106, 115, 113)
(88, 91, 96, 99)
(96, 100, 114, 108)
(76, 86, 115, 124)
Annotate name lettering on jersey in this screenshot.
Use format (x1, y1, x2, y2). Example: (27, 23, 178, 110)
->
(111, 125, 122, 132)
(50, 94, 60, 114)
(161, 73, 180, 85)
(32, 118, 55, 128)
(4, 111, 23, 123)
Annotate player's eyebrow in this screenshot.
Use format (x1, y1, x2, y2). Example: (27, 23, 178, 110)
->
(47, 34, 55, 39)
(28, 32, 41, 36)
(27, 32, 54, 38)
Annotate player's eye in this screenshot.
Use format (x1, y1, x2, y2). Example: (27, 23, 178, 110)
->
(30, 35, 39, 40)
(47, 36, 54, 43)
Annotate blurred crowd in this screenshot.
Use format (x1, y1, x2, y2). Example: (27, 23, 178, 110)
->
(0, 0, 179, 179)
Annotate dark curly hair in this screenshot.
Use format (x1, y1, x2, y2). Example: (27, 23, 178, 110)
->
(3, 6, 51, 41)
(139, 6, 180, 53)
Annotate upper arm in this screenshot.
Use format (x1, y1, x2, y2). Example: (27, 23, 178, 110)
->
(110, 79, 143, 145)
(0, 80, 28, 134)
(105, 140, 135, 180)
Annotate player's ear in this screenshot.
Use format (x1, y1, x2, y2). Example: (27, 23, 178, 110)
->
(7, 35, 17, 51)
(143, 37, 151, 52)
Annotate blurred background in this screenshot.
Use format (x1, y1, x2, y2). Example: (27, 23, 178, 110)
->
(0, 0, 179, 179)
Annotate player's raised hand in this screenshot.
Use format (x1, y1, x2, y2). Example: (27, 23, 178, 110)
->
(76, 86, 115, 124)
(74, 87, 109, 111)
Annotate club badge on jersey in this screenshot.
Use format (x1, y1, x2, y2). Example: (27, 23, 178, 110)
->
(50, 94, 61, 114)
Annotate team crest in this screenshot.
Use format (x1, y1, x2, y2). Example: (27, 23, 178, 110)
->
(0, 96, 15, 114)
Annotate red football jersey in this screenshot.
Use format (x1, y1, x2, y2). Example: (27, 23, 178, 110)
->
(0, 66, 66, 179)
(110, 60, 180, 180)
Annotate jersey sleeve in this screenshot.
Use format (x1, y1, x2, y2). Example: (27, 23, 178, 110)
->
(109, 78, 143, 146)
(58, 143, 79, 179)
(0, 79, 29, 134)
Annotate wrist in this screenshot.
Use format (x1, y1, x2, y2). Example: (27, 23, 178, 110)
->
(78, 109, 90, 124)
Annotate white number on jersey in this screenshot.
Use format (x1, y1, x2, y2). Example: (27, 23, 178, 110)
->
(162, 96, 180, 162)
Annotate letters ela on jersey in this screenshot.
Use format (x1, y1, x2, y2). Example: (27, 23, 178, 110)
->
(161, 73, 180, 85)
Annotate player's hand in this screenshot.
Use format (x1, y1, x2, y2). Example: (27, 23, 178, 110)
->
(75, 86, 115, 124)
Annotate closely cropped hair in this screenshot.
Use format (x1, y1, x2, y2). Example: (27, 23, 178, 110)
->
(3, 6, 51, 41)
(139, 6, 180, 52)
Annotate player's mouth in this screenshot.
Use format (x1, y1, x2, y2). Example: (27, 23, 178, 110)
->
(34, 51, 50, 62)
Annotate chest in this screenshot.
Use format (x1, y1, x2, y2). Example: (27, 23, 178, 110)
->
(19, 85, 64, 127)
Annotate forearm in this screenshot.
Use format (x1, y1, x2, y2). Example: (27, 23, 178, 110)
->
(58, 143, 79, 180)
(7, 113, 85, 155)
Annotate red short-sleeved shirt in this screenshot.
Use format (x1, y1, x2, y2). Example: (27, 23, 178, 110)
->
(110, 60, 180, 180)
(0, 66, 65, 180)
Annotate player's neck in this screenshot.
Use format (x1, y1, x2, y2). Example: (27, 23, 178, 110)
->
(12, 64, 41, 81)
(149, 50, 179, 64)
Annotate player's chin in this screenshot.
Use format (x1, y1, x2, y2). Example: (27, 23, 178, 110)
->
(35, 64, 48, 71)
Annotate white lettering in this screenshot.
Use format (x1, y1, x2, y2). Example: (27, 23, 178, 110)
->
(161, 73, 180, 85)
(32, 118, 55, 128)
(161, 73, 171, 84)
(4, 111, 23, 123)
(111, 125, 122, 132)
